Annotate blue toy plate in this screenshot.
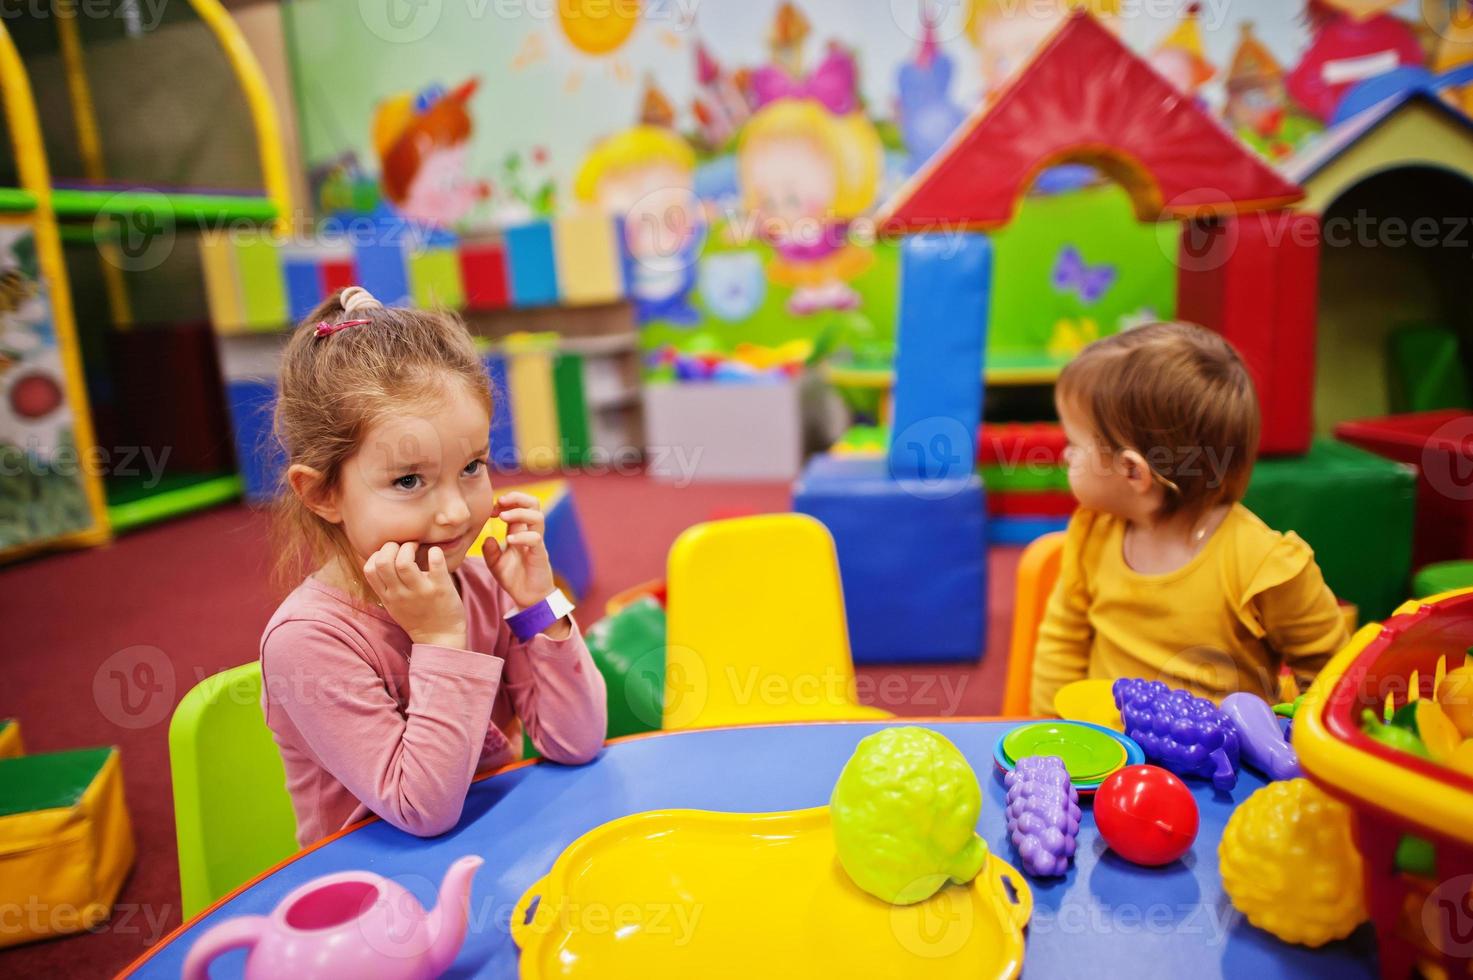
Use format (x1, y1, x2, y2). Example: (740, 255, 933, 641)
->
(992, 721, 1144, 798)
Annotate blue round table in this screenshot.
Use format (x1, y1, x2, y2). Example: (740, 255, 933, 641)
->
(125, 720, 1378, 978)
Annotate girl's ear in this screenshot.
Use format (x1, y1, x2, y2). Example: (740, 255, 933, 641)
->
(1117, 449, 1157, 497)
(287, 464, 341, 524)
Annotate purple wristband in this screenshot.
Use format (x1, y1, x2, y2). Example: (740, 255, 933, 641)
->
(506, 589, 573, 641)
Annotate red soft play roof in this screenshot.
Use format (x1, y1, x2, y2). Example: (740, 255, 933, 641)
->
(878, 12, 1304, 233)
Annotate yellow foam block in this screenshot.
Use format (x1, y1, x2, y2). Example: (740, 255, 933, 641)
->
(503, 333, 562, 472)
(468, 479, 567, 555)
(0, 719, 21, 759)
(199, 230, 246, 333)
(552, 212, 623, 306)
(0, 748, 136, 948)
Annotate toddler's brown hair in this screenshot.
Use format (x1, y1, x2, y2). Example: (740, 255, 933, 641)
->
(1056, 321, 1260, 519)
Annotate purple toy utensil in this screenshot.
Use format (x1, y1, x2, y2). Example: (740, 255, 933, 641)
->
(1112, 679, 1241, 791)
(1004, 755, 1082, 877)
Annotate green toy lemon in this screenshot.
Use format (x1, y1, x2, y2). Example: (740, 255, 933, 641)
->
(829, 727, 989, 905)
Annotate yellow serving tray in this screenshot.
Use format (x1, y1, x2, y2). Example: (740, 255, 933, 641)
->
(511, 806, 1032, 979)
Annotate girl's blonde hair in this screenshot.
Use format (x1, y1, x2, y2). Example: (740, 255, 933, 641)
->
(738, 100, 883, 219)
(574, 124, 696, 204)
(271, 287, 491, 596)
(1056, 321, 1260, 520)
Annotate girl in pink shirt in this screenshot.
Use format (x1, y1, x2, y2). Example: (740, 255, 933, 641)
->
(260, 286, 606, 846)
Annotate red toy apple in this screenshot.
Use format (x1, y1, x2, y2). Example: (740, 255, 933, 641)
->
(1093, 764, 1199, 866)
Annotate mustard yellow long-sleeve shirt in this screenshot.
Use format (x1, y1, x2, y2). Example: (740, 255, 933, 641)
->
(1030, 504, 1349, 715)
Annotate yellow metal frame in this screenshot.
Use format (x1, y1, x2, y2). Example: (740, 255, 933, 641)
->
(0, 24, 111, 555)
(187, 0, 294, 237)
(0, 1, 293, 560)
(53, 1, 134, 327)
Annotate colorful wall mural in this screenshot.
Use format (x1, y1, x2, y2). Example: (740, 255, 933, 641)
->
(284, 0, 1468, 373)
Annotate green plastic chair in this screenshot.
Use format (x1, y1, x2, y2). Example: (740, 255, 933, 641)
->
(169, 661, 298, 918)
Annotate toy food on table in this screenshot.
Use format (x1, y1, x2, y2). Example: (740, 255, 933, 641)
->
(1436, 662, 1473, 738)
(183, 855, 482, 980)
(991, 720, 1143, 796)
(1412, 699, 1464, 762)
(1004, 756, 1081, 877)
(1052, 678, 1124, 731)
(1219, 779, 1367, 947)
(1112, 679, 1241, 790)
(1221, 692, 1301, 780)
(830, 727, 990, 905)
(511, 807, 1035, 979)
(1092, 764, 1199, 867)
(1360, 708, 1430, 759)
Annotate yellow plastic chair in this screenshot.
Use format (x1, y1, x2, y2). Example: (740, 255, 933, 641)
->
(664, 514, 892, 730)
(169, 662, 299, 917)
(1001, 531, 1352, 716)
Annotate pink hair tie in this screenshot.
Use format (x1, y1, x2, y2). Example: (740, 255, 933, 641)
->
(314, 318, 372, 338)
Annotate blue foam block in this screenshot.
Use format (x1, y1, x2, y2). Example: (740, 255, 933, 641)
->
(283, 258, 322, 324)
(353, 218, 412, 306)
(545, 490, 593, 602)
(225, 378, 284, 503)
(989, 515, 1071, 545)
(888, 232, 992, 480)
(484, 354, 518, 471)
(793, 454, 986, 663)
(504, 222, 560, 307)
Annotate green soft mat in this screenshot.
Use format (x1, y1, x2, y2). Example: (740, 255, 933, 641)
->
(1244, 439, 1416, 620)
(0, 747, 112, 817)
(106, 473, 243, 532)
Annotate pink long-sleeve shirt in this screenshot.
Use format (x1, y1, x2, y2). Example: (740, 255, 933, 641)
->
(260, 557, 607, 847)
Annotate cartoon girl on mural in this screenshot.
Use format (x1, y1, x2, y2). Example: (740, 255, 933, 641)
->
(373, 79, 490, 229)
(739, 44, 883, 316)
(575, 124, 703, 325)
(1287, 0, 1423, 123)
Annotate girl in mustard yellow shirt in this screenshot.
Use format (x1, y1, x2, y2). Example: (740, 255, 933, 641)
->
(1030, 321, 1349, 715)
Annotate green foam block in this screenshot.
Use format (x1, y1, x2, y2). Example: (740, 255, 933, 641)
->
(553, 353, 591, 469)
(1243, 439, 1416, 620)
(0, 747, 112, 817)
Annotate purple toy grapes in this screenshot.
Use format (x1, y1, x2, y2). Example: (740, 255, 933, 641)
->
(1004, 756, 1082, 877)
(1112, 678, 1241, 791)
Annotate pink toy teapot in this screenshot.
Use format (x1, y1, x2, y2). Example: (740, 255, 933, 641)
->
(183, 855, 482, 980)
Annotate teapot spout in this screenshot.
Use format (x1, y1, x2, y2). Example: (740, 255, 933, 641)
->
(426, 855, 483, 975)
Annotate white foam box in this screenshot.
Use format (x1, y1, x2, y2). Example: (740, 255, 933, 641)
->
(643, 380, 803, 482)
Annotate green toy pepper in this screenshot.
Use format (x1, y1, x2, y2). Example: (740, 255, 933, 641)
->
(1361, 709, 1431, 759)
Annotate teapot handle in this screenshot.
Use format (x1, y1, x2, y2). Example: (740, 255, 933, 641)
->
(181, 915, 268, 980)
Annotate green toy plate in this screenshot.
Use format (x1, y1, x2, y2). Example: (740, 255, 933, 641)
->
(1001, 722, 1127, 782)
